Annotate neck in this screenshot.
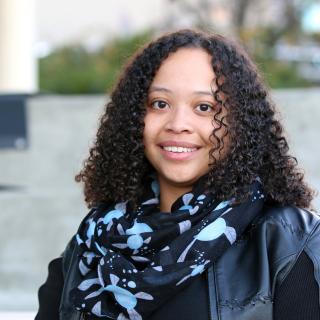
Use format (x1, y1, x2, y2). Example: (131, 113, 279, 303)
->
(158, 178, 192, 212)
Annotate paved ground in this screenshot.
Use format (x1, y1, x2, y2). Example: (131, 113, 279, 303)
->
(0, 89, 319, 312)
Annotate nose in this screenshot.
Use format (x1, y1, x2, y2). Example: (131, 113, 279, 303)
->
(164, 105, 194, 134)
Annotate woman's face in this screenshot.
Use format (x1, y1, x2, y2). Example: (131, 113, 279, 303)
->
(143, 48, 228, 190)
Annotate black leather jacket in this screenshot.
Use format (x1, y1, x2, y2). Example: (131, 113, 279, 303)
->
(59, 205, 320, 320)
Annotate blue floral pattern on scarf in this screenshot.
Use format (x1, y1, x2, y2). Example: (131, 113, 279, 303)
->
(71, 177, 264, 320)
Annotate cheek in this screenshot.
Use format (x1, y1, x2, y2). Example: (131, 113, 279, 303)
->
(142, 115, 151, 144)
(200, 121, 215, 145)
(210, 111, 229, 139)
(143, 121, 157, 152)
(212, 129, 230, 161)
(143, 113, 161, 142)
(204, 118, 229, 157)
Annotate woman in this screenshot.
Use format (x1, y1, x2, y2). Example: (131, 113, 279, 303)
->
(36, 29, 320, 320)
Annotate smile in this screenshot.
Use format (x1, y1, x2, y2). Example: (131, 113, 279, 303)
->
(162, 146, 198, 153)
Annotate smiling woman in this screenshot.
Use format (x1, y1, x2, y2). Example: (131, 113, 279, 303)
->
(143, 48, 228, 211)
(36, 29, 320, 320)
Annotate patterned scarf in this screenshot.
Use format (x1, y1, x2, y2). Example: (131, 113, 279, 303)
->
(71, 176, 264, 319)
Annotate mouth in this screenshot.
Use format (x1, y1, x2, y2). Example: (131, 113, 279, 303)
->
(159, 141, 201, 151)
(161, 146, 198, 153)
(158, 141, 201, 159)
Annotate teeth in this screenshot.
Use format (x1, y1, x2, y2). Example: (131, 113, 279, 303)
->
(163, 146, 197, 153)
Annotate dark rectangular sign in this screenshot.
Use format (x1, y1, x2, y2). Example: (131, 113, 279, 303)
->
(0, 94, 28, 149)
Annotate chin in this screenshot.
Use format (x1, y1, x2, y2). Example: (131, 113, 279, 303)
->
(164, 173, 202, 187)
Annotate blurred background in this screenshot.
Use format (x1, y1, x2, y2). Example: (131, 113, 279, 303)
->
(0, 0, 319, 318)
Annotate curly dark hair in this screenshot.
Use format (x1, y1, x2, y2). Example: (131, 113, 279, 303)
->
(75, 29, 315, 209)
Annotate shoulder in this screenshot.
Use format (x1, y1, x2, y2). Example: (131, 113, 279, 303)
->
(255, 204, 320, 241)
(252, 204, 320, 285)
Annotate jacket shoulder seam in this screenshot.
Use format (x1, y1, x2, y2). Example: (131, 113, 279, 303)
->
(273, 219, 320, 288)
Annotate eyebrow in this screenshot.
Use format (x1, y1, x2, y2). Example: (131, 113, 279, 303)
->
(149, 86, 214, 96)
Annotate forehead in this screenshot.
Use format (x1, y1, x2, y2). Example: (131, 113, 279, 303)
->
(150, 48, 216, 91)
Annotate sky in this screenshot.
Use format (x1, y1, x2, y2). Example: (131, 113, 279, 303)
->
(302, 3, 320, 32)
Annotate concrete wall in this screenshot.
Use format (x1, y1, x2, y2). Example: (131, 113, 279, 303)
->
(0, 95, 106, 310)
(0, 90, 319, 311)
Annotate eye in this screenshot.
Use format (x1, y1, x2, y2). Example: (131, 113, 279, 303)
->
(150, 100, 169, 110)
(195, 103, 214, 113)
